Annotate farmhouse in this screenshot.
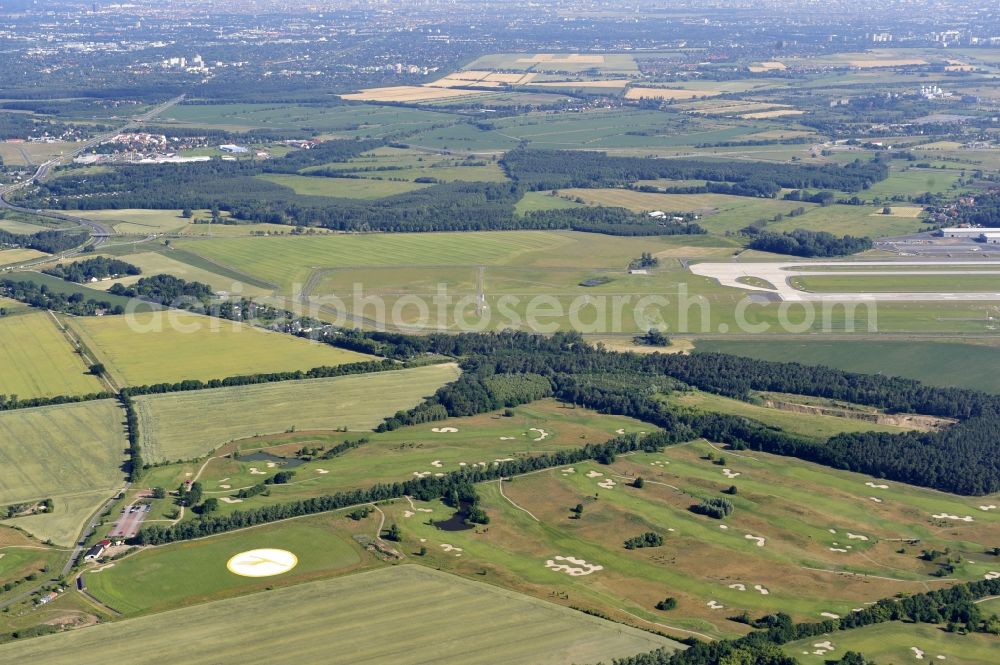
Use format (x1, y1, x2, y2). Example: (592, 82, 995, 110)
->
(83, 539, 112, 562)
(937, 227, 983, 238)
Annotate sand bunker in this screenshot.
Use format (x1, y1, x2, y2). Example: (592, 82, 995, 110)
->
(820, 612, 840, 619)
(812, 641, 835, 656)
(911, 646, 925, 659)
(530, 428, 550, 441)
(431, 427, 459, 433)
(865, 482, 889, 489)
(431, 460, 443, 468)
(745, 534, 765, 547)
(719, 524, 729, 530)
(829, 529, 837, 534)
(404, 510, 415, 518)
(722, 468, 741, 479)
(219, 484, 231, 489)
(434, 472, 445, 477)
(706, 600, 724, 610)
(266, 462, 276, 468)
(545, 555, 603, 577)
(219, 497, 243, 504)
(249, 468, 266, 475)
(979, 505, 997, 511)
(755, 584, 770, 595)
(932, 513, 974, 522)
(561, 467, 575, 474)
(440, 544, 463, 553)
(586, 470, 604, 478)
(728, 583, 746, 591)
(499, 436, 515, 440)
(830, 548, 849, 553)
(413, 471, 431, 479)
(494, 457, 515, 463)
(615, 428, 626, 435)
(227, 548, 298, 577)
(870, 497, 883, 503)
(984, 571, 1000, 580)
(649, 460, 668, 467)
(316, 469, 329, 474)
(847, 533, 869, 541)
(597, 479, 617, 489)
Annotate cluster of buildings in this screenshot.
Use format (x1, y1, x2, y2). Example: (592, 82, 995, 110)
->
(936, 227, 1000, 244)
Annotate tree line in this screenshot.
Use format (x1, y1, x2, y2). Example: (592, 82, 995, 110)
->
(0, 228, 88, 254)
(42, 256, 140, 284)
(745, 229, 873, 257)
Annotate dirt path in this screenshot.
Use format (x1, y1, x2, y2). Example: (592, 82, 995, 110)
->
(496, 479, 539, 522)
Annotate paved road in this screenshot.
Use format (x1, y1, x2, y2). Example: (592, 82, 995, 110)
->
(0, 95, 185, 251)
(690, 259, 1000, 302)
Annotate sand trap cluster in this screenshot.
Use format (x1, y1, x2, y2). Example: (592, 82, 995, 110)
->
(249, 467, 266, 475)
(911, 647, 925, 659)
(561, 467, 575, 474)
(431, 427, 459, 433)
(932, 513, 974, 522)
(706, 600, 724, 610)
(545, 555, 603, 577)
(597, 479, 617, 489)
(984, 571, 1000, 580)
(227, 549, 298, 577)
(440, 544, 463, 557)
(744, 534, 765, 547)
(728, 583, 746, 591)
(431, 460, 443, 468)
(530, 428, 550, 441)
(810, 641, 835, 656)
(412, 471, 432, 479)
(649, 460, 669, 467)
(754, 584, 769, 595)
(722, 468, 740, 479)
(724, 584, 768, 596)
(586, 470, 604, 478)
(979, 505, 997, 511)
(865, 482, 889, 489)
(494, 457, 515, 463)
(219, 496, 243, 504)
(404, 510, 415, 518)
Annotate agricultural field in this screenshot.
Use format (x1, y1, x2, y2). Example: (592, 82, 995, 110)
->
(83, 250, 273, 298)
(64, 311, 374, 386)
(306, 146, 509, 183)
(693, 339, 1000, 394)
(0, 400, 126, 544)
(71, 209, 190, 235)
(255, 173, 430, 198)
(7, 566, 676, 664)
(0, 140, 78, 166)
(373, 437, 1000, 640)
(0, 310, 104, 399)
(862, 166, 964, 200)
(156, 103, 457, 137)
(134, 363, 461, 462)
(465, 52, 640, 75)
(783, 621, 1000, 665)
(340, 86, 497, 103)
(0, 247, 47, 266)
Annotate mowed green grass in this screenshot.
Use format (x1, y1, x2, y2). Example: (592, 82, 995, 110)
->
(794, 273, 1000, 293)
(71, 208, 190, 234)
(0, 311, 104, 398)
(14, 566, 676, 665)
(783, 621, 999, 664)
(384, 439, 999, 640)
(255, 174, 430, 199)
(0, 400, 126, 504)
(66, 311, 374, 386)
(87, 251, 273, 297)
(175, 231, 577, 290)
(694, 339, 1000, 394)
(86, 513, 369, 614)
(135, 363, 461, 462)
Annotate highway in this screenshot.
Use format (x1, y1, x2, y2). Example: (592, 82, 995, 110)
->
(0, 94, 186, 251)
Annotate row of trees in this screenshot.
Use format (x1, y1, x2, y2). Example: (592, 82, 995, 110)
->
(501, 148, 890, 194)
(0, 228, 87, 254)
(745, 229, 873, 257)
(0, 279, 125, 316)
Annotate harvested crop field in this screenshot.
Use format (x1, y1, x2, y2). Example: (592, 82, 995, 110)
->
(4, 566, 680, 664)
(65, 311, 374, 386)
(340, 86, 490, 103)
(0, 311, 104, 399)
(134, 363, 461, 462)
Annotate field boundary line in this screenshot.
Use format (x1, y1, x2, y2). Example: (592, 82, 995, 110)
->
(47, 310, 118, 393)
(801, 566, 954, 585)
(617, 608, 716, 641)
(496, 478, 539, 521)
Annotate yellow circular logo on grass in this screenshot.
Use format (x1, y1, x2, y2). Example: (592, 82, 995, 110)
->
(226, 549, 298, 577)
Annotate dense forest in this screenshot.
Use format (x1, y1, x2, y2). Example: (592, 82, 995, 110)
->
(0, 228, 88, 254)
(955, 189, 1000, 227)
(42, 256, 140, 283)
(500, 149, 890, 196)
(745, 229, 874, 257)
(108, 274, 213, 305)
